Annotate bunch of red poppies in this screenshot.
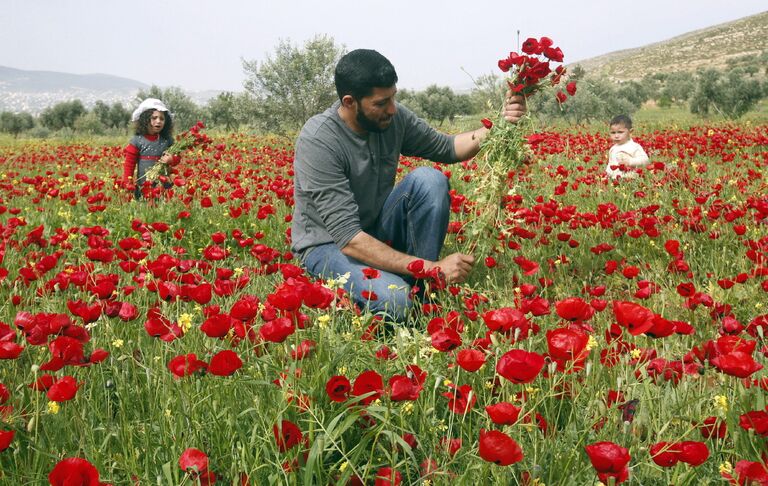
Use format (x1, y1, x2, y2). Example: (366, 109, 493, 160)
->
(497, 36, 576, 104)
(144, 121, 211, 182)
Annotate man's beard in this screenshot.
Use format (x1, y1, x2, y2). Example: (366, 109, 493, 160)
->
(356, 108, 392, 133)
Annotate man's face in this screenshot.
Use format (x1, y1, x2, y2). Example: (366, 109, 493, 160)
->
(355, 86, 397, 133)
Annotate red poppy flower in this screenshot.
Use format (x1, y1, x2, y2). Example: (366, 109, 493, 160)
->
(478, 429, 524, 466)
(0, 341, 24, 359)
(45, 335, 85, 369)
(555, 297, 595, 322)
(442, 383, 476, 414)
(546, 327, 589, 361)
(439, 437, 462, 457)
(481, 118, 494, 130)
(612, 301, 655, 336)
(351, 370, 384, 405)
(0, 429, 14, 451)
(544, 46, 564, 62)
(431, 328, 462, 352)
(566, 81, 577, 96)
(584, 441, 630, 484)
(746, 314, 768, 338)
(361, 290, 378, 301)
(406, 364, 427, 386)
(361, 267, 381, 279)
(730, 460, 768, 484)
(29, 374, 55, 391)
(117, 302, 138, 321)
(496, 349, 545, 384)
(650, 442, 680, 467)
(208, 350, 242, 376)
(521, 37, 542, 55)
(179, 447, 209, 474)
(456, 348, 486, 372)
(485, 402, 522, 425)
(388, 375, 422, 402)
(273, 419, 303, 452)
(678, 441, 709, 466)
(711, 351, 763, 378)
(325, 375, 351, 402)
(513, 256, 539, 275)
(482, 307, 529, 333)
(168, 353, 207, 378)
(202, 245, 227, 261)
(374, 466, 402, 486)
(696, 416, 726, 439)
(230, 295, 260, 321)
(47, 376, 79, 402)
(259, 317, 295, 343)
(48, 457, 107, 486)
(290, 340, 316, 360)
(301, 282, 335, 309)
(200, 313, 234, 338)
(739, 409, 768, 436)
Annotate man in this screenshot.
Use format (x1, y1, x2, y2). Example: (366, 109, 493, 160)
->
(291, 49, 526, 323)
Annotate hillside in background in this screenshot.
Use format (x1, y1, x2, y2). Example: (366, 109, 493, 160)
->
(0, 66, 218, 114)
(572, 11, 768, 81)
(0, 66, 148, 92)
(0, 66, 148, 114)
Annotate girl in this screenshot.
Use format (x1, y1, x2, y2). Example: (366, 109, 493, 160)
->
(122, 98, 175, 199)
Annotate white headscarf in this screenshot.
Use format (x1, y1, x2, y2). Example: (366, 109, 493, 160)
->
(131, 98, 170, 122)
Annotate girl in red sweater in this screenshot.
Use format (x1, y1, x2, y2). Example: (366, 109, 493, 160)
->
(123, 98, 175, 199)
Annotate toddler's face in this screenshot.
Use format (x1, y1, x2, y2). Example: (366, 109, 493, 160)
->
(148, 111, 166, 135)
(609, 124, 631, 145)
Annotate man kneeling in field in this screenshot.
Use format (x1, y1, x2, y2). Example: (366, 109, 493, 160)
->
(291, 49, 526, 323)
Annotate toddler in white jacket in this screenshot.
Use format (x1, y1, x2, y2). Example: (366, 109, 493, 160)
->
(606, 114, 649, 180)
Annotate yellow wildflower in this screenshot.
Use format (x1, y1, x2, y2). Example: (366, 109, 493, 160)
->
(47, 401, 60, 415)
(178, 313, 193, 334)
(317, 314, 331, 328)
(586, 335, 598, 351)
(112, 339, 124, 348)
(713, 395, 728, 414)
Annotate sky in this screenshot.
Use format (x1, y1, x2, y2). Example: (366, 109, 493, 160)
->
(1, 0, 766, 93)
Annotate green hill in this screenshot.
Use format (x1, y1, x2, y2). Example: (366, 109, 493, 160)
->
(571, 11, 768, 81)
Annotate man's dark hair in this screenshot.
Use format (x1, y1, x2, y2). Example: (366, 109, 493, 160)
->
(610, 114, 633, 129)
(134, 109, 174, 140)
(334, 49, 398, 101)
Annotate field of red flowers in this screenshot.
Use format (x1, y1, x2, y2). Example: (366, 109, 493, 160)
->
(1, 122, 767, 485)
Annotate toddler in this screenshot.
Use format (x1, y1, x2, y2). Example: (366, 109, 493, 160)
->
(605, 114, 649, 180)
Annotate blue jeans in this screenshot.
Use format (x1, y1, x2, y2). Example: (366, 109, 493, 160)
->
(302, 167, 450, 323)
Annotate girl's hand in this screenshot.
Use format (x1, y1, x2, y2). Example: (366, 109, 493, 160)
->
(159, 153, 173, 165)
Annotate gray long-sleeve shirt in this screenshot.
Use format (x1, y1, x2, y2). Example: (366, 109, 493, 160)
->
(291, 101, 458, 256)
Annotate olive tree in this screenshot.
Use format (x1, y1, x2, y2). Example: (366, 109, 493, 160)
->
(690, 68, 765, 119)
(39, 100, 86, 131)
(242, 35, 345, 133)
(0, 111, 34, 136)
